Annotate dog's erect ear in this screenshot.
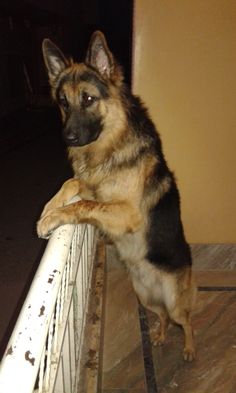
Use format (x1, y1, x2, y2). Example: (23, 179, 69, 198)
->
(42, 39, 68, 82)
(85, 31, 116, 79)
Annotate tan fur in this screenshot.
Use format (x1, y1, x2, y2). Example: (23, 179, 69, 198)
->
(38, 32, 197, 361)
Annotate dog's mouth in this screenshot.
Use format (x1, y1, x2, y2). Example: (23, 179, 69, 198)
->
(63, 130, 101, 147)
(63, 136, 80, 146)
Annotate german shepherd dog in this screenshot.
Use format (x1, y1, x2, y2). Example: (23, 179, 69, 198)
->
(37, 31, 196, 361)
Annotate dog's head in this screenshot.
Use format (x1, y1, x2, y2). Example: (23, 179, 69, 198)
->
(42, 31, 124, 147)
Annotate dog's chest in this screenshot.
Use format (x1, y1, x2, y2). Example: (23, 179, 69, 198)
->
(114, 231, 147, 264)
(83, 166, 143, 203)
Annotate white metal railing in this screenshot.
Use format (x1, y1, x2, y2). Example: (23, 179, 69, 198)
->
(0, 211, 97, 393)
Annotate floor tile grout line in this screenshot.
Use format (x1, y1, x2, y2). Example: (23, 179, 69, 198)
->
(138, 303, 158, 393)
(198, 286, 236, 291)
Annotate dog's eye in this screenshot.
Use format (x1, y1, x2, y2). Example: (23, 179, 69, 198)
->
(59, 95, 69, 111)
(82, 92, 97, 108)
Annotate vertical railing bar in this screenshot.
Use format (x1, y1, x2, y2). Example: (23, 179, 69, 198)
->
(81, 241, 85, 312)
(53, 288, 61, 354)
(45, 315, 54, 390)
(38, 345, 45, 393)
(65, 259, 69, 299)
(75, 272, 80, 365)
(69, 243, 74, 282)
(59, 267, 66, 324)
(84, 227, 88, 291)
(67, 318, 73, 393)
(61, 355, 66, 393)
(73, 305, 77, 369)
(68, 312, 73, 393)
(73, 287, 78, 365)
(87, 227, 90, 280)
(84, 229, 87, 304)
(82, 231, 86, 306)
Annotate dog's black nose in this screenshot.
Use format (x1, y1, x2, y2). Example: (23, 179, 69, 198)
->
(62, 128, 80, 146)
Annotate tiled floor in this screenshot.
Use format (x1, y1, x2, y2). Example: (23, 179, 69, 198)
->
(149, 291, 236, 393)
(101, 245, 236, 393)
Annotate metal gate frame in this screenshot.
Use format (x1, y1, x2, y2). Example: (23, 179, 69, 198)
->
(0, 219, 97, 393)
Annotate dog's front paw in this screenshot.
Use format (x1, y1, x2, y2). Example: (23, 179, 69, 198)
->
(40, 197, 60, 219)
(37, 210, 62, 239)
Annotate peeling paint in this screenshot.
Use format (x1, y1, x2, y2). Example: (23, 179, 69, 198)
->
(6, 346, 13, 356)
(48, 269, 61, 284)
(25, 350, 35, 366)
(39, 305, 45, 317)
(91, 313, 99, 324)
(88, 349, 96, 358)
(84, 359, 98, 370)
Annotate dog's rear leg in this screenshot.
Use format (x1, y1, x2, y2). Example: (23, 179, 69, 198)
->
(136, 293, 169, 346)
(168, 307, 195, 361)
(148, 305, 170, 346)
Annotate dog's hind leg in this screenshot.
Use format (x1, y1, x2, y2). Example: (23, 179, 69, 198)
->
(160, 266, 196, 361)
(167, 304, 195, 361)
(133, 282, 169, 346)
(147, 304, 170, 346)
(165, 276, 196, 361)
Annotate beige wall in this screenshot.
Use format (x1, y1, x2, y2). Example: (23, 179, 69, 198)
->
(133, 0, 236, 243)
